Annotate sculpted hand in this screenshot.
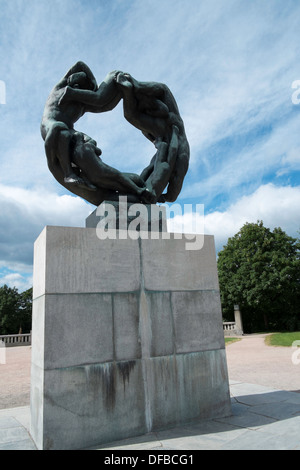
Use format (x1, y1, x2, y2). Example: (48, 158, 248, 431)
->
(115, 72, 133, 89)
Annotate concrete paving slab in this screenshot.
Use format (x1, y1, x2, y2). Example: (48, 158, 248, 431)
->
(0, 408, 36, 450)
(222, 428, 297, 451)
(216, 409, 277, 429)
(250, 402, 300, 420)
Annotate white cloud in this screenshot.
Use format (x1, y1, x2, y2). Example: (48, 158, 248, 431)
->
(168, 184, 300, 252)
(0, 260, 34, 292)
(0, 271, 32, 293)
(277, 148, 300, 176)
(0, 183, 92, 267)
(183, 109, 300, 203)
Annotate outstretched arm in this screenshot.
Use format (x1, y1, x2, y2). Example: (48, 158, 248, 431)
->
(126, 75, 166, 99)
(59, 70, 122, 112)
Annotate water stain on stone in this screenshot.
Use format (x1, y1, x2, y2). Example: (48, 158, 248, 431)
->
(85, 361, 136, 411)
(117, 361, 136, 392)
(85, 363, 116, 411)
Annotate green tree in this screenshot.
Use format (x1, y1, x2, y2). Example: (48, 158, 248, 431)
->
(0, 285, 21, 334)
(217, 221, 300, 333)
(0, 285, 32, 335)
(18, 287, 33, 333)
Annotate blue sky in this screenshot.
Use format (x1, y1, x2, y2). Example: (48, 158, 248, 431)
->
(0, 0, 300, 291)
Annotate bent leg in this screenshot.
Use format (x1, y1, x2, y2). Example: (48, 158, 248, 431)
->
(72, 143, 155, 202)
(146, 126, 179, 200)
(140, 154, 156, 181)
(57, 130, 76, 179)
(164, 152, 189, 202)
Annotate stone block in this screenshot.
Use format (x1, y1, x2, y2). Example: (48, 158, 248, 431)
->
(148, 350, 230, 430)
(35, 294, 113, 370)
(33, 226, 141, 297)
(31, 224, 231, 450)
(31, 296, 45, 370)
(145, 292, 174, 357)
(141, 234, 219, 291)
(31, 360, 146, 450)
(171, 291, 224, 353)
(113, 293, 141, 361)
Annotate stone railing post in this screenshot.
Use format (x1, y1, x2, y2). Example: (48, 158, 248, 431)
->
(234, 305, 243, 335)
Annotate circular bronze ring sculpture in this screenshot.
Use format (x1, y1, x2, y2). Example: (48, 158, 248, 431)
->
(41, 62, 190, 206)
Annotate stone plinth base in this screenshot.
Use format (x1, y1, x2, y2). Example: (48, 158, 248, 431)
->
(30, 225, 231, 450)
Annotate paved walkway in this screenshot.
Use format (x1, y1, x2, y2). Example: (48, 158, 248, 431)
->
(225, 334, 300, 392)
(0, 346, 31, 409)
(0, 334, 299, 450)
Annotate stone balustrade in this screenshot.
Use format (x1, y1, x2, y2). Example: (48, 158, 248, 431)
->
(223, 322, 239, 336)
(223, 321, 236, 332)
(0, 333, 31, 347)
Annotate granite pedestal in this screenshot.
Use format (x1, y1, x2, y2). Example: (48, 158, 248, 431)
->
(30, 210, 231, 450)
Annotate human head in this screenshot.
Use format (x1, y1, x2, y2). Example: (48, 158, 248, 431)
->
(68, 72, 97, 91)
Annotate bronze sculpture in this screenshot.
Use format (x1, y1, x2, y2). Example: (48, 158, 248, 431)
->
(41, 62, 189, 206)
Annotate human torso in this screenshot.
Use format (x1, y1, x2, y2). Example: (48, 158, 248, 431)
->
(41, 85, 86, 135)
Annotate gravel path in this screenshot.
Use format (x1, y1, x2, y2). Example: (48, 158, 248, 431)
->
(225, 333, 300, 392)
(0, 346, 31, 409)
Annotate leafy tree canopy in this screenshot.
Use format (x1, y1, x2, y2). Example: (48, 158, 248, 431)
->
(217, 221, 300, 332)
(0, 285, 32, 335)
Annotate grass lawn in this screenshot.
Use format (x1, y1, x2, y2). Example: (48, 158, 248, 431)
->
(224, 337, 241, 346)
(265, 331, 300, 347)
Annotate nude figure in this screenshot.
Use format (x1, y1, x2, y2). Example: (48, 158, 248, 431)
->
(41, 62, 154, 204)
(115, 72, 190, 203)
(41, 62, 99, 190)
(59, 71, 189, 203)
